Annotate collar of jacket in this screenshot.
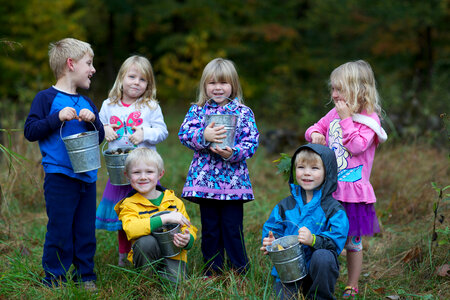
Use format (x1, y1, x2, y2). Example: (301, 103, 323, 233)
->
(205, 97, 240, 112)
(124, 189, 177, 210)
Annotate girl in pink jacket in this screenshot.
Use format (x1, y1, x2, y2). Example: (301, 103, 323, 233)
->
(305, 60, 387, 298)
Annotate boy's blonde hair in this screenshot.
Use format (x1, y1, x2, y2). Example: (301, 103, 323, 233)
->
(108, 55, 158, 110)
(294, 148, 324, 170)
(125, 148, 164, 175)
(195, 58, 243, 106)
(48, 38, 94, 80)
(329, 60, 381, 115)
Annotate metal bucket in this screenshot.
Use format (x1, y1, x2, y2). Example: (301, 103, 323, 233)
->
(103, 146, 134, 186)
(267, 235, 307, 283)
(204, 114, 237, 149)
(60, 122, 101, 173)
(152, 223, 181, 258)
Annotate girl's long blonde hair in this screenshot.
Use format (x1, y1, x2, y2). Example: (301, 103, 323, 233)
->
(108, 55, 158, 110)
(195, 58, 243, 106)
(329, 60, 381, 115)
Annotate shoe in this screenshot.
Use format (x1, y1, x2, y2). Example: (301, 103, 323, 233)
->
(83, 281, 98, 293)
(343, 286, 358, 298)
(118, 253, 128, 266)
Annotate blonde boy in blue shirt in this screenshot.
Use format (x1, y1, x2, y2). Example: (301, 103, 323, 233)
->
(24, 38, 104, 290)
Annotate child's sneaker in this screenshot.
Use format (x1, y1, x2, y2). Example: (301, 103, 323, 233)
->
(83, 281, 98, 293)
(343, 286, 358, 298)
(118, 253, 128, 266)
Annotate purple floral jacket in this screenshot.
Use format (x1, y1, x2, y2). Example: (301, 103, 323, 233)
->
(178, 98, 259, 201)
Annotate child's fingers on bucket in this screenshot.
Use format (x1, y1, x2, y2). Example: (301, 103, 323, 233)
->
(214, 135, 226, 142)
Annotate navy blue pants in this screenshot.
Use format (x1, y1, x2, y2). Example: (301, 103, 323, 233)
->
(42, 173, 97, 286)
(199, 201, 248, 275)
(274, 249, 339, 300)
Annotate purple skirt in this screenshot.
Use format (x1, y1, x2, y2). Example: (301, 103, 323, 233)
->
(340, 202, 380, 236)
(95, 179, 133, 231)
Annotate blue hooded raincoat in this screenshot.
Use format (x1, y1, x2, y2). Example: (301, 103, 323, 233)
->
(262, 143, 349, 280)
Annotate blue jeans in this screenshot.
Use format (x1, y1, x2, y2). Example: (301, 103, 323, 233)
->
(42, 173, 97, 286)
(274, 249, 339, 300)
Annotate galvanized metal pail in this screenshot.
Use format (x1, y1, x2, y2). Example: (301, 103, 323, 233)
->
(60, 122, 101, 173)
(267, 235, 307, 283)
(103, 145, 134, 186)
(204, 114, 237, 149)
(152, 223, 181, 258)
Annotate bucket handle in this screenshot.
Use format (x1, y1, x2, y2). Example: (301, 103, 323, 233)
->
(206, 96, 241, 113)
(101, 142, 108, 153)
(60, 121, 97, 140)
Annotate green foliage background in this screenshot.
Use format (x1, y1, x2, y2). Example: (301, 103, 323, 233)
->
(1, 0, 449, 141)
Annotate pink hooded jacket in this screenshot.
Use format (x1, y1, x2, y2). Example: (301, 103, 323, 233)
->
(305, 108, 387, 204)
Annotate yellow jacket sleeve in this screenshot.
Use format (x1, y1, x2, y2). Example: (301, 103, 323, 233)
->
(116, 201, 151, 241)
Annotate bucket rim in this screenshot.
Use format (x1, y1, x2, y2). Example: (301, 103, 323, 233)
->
(60, 121, 98, 140)
(102, 144, 136, 156)
(153, 223, 180, 235)
(205, 113, 238, 117)
(267, 235, 300, 253)
(62, 130, 98, 141)
(204, 114, 238, 124)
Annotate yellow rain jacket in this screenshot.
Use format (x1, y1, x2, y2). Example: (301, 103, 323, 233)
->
(114, 189, 197, 263)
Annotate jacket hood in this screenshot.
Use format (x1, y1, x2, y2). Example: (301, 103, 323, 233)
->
(289, 143, 337, 200)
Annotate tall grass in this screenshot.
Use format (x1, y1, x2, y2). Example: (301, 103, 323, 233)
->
(0, 109, 448, 299)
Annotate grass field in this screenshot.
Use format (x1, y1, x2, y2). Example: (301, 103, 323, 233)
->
(0, 109, 449, 299)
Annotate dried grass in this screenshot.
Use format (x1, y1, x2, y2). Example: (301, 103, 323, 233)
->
(0, 117, 448, 299)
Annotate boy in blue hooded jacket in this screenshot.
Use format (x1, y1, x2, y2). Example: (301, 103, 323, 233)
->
(261, 144, 349, 300)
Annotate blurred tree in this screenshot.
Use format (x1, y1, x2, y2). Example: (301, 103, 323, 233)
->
(1, 0, 448, 142)
(79, 0, 140, 104)
(303, 0, 450, 137)
(134, 1, 227, 102)
(0, 0, 87, 127)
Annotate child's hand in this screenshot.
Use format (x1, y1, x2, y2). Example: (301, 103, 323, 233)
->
(59, 107, 78, 122)
(204, 122, 227, 143)
(260, 231, 275, 255)
(78, 108, 95, 122)
(334, 100, 352, 120)
(298, 226, 313, 246)
(104, 124, 119, 142)
(173, 229, 190, 248)
(160, 209, 191, 227)
(311, 132, 326, 146)
(129, 127, 143, 145)
(210, 145, 233, 159)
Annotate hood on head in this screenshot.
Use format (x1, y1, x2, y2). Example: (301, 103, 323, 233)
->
(289, 143, 338, 198)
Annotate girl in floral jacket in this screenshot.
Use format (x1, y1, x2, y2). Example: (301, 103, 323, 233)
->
(178, 58, 259, 276)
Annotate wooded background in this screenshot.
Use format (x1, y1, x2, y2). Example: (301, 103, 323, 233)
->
(1, 0, 449, 143)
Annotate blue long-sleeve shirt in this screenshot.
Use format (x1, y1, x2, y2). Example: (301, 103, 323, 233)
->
(24, 86, 104, 183)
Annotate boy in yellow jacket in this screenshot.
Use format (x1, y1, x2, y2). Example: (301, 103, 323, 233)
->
(115, 148, 197, 282)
